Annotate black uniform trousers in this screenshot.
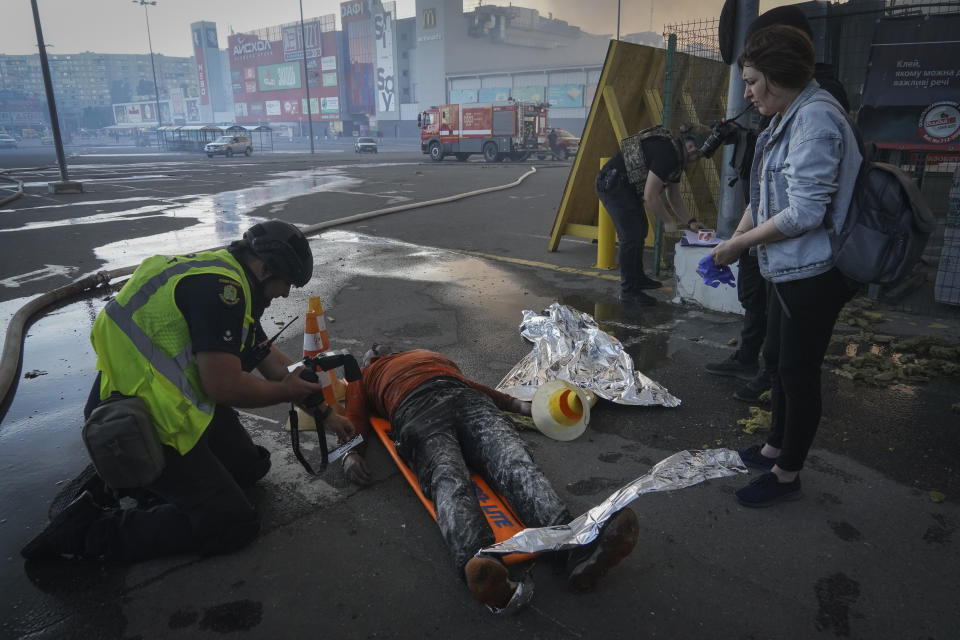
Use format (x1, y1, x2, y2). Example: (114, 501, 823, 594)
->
(595, 156, 650, 295)
(83, 376, 270, 561)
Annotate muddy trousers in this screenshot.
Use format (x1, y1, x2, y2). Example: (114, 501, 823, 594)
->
(83, 379, 270, 562)
(394, 381, 572, 576)
(763, 268, 857, 471)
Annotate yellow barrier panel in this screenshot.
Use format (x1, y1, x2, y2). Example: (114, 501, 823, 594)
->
(548, 39, 728, 257)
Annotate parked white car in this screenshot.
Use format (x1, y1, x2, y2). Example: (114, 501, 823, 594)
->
(205, 135, 253, 158)
(354, 137, 378, 153)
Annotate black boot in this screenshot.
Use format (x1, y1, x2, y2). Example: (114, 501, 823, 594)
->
(22, 491, 103, 560)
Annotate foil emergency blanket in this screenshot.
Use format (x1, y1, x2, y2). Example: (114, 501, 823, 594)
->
(496, 302, 680, 407)
(479, 448, 746, 557)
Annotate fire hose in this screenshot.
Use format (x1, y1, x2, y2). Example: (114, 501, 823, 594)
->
(0, 165, 539, 418)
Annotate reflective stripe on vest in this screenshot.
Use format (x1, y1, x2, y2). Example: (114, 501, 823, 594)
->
(93, 251, 255, 454)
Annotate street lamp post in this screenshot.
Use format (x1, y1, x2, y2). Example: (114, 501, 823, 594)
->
(31, 0, 82, 193)
(133, 0, 163, 129)
(299, 0, 315, 154)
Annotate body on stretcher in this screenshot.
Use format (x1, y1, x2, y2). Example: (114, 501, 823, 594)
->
(368, 416, 535, 565)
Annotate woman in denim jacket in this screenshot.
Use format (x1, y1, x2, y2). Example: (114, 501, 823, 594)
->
(711, 25, 860, 507)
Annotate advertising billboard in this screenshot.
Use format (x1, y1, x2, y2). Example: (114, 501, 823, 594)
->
(858, 15, 960, 151)
(258, 62, 302, 91)
(511, 86, 544, 102)
(227, 18, 340, 124)
(478, 87, 510, 102)
(282, 20, 323, 62)
(449, 89, 477, 104)
(547, 84, 584, 108)
(374, 3, 398, 118)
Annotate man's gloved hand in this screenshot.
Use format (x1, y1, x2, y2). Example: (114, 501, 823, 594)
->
(508, 397, 533, 416)
(342, 451, 372, 486)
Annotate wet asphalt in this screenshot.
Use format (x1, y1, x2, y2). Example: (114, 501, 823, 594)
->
(1, 142, 958, 639)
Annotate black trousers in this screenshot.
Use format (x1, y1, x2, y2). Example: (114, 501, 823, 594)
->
(595, 156, 649, 294)
(83, 377, 270, 561)
(763, 269, 856, 471)
(393, 380, 572, 575)
(734, 252, 769, 367)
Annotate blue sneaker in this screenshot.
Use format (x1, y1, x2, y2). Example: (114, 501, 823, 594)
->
(737, 444, 776, 470)
(735, 472, 802, 508)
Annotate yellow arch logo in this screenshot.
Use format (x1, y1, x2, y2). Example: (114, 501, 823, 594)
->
(423, 8, 437, 28)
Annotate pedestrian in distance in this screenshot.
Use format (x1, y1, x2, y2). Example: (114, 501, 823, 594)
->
(547, 128, 562, 160)
(705, 5, 852, 404)
(595, 127, 704, 307)
(710, 25, 861, 507)
(342, 346, 640, 610)
(21, 220, 355, 563)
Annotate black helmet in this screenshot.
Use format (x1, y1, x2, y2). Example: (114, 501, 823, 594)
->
(242, 220, 313, 287)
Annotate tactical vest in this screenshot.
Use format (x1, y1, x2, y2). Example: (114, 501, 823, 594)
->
(620, 125, 686, 187)
(90, 249, 256, 455)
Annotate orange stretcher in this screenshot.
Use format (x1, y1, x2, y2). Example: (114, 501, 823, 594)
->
(369, 416, 533, 565)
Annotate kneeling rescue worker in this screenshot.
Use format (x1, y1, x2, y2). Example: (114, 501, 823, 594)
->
(22, 219, 355, 562)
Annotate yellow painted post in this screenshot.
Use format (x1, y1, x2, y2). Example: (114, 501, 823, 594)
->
(595, 156, 617, 270)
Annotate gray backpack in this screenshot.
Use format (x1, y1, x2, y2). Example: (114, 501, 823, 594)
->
(81, 395, 166, 489)
(817, 98, 936, 285)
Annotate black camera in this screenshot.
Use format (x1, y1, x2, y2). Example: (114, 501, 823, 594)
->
(698, 119, 740, 159)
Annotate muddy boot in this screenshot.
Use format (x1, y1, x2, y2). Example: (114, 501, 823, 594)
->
(465, 556, 516, 608)
(567, 507, 640, 593)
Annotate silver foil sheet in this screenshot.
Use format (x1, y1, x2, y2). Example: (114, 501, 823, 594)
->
(479, 448, 747, 557)
(496, 302, 680, 407)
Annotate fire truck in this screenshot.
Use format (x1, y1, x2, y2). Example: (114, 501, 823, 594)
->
(418, 101, 548, 162)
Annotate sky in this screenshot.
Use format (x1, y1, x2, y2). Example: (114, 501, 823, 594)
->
(3, 0, 795, 58)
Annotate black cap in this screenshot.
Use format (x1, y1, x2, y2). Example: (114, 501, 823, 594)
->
(242, 220, 313, 287)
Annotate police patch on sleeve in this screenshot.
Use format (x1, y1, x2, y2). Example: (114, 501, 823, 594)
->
(218, 279, 240, 306)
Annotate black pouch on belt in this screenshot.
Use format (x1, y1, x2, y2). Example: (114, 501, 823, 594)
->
(81, 394, 166, 489)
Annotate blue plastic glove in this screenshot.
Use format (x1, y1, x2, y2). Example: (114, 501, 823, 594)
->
(697, 254, 736, 288)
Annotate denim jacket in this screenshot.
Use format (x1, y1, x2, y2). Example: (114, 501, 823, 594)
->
(748, 80, 862, 283)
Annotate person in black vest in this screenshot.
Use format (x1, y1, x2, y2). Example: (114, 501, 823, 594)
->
(705, 4, 851, 401)
(595, 127, 704, 307)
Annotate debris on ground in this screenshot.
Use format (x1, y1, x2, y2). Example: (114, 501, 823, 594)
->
(826, 331, 960, 387)
(737, 406, 771, 434)
(727, 338, 738, 346)
(838, 298, 886, 329)
(23, 370, 47, 379)
(929, 490, 947, 503)
(508, 413, 536, 431)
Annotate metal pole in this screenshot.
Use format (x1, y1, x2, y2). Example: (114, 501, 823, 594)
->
(616, 0, 621, 40)
(716, 0, 758, 239)
(31, 0, 81, 192)
(652, 33, 676, 276)
(300, 0, 315, 154)
(140, 1, 164, 128)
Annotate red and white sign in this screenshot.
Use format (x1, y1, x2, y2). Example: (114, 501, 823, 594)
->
(919, 101, 960, 144)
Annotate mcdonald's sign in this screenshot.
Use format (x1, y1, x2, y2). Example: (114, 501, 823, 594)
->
(422, 8, 437, 28)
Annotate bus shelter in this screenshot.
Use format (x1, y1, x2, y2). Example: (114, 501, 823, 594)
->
(157, 125, 223, 152)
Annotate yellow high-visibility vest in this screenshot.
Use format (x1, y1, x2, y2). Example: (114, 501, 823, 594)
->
(90, 249, 255, 454)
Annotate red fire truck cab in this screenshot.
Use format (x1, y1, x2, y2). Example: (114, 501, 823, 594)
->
(418, 101, 548, 162)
